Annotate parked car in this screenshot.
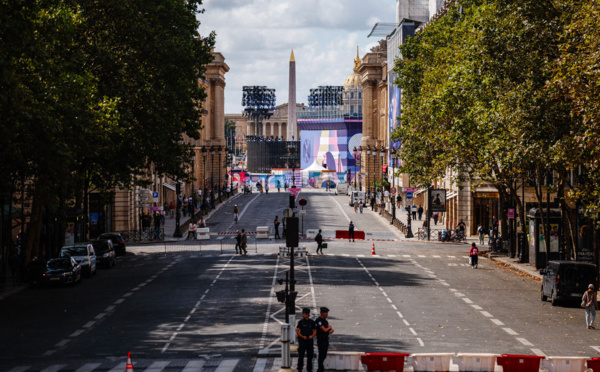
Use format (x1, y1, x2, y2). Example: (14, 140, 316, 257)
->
(42, 257, 82, 286)
(540, 261, 598, 306)
(89, 239, 116, 268)
(98, 233, 127, 256)
(60, 244, 97, 277)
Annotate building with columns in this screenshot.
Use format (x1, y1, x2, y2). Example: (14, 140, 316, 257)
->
(110, 49, 229, 233)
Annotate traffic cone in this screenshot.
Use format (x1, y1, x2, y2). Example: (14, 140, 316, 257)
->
(126, 351, 134, 371)
(371, 243, 376, 255)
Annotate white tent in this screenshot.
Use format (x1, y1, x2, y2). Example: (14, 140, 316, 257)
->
(303, 160, 326, 172)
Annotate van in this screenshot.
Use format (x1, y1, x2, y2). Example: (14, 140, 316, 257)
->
(336, 183, 348, 194)
(540, 261, 598, 306)
(349, 191, 366, 206)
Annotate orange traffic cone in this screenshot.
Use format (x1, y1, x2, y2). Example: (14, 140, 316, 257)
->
(126, 351, 134, 371)
(371, 243, 376, 255)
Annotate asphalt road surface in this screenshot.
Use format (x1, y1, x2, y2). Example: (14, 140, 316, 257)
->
(1, 189, 598, 372)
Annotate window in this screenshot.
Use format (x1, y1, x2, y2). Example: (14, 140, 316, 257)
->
(351, 92, 354, 99)
(359, 92, 362, 99)
(350, 105, 354, 114)
(359, 105, 362, 115)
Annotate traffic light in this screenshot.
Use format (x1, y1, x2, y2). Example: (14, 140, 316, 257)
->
(289, 195, 295, 209)
(286, 217, 299, 248)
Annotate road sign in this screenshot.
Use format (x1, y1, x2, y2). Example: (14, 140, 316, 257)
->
(405, 192, 414, 200)
(148, 206, 163, 211)
(152, 191, 159, 202)
(390, 187, 397, 195)
(299, 210, 307, 216)
(136, 195, 151, 202)
(507, 208, 515, 219)
(298, 198, 307, 207)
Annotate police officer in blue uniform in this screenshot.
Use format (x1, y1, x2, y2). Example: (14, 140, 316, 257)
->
(296, 308, 316, 372)
(315, 307, 334, 372)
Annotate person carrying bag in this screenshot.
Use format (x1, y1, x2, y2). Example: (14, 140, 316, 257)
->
(582, 284, 600, 329)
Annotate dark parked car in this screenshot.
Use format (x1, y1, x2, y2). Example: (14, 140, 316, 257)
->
(42, 257, 82, 286)
(540, 261, 598, 306)
(89, 239, 116, 268)
(98, 233, 127, 256)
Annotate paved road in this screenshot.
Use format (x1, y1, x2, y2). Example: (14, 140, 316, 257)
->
(1, 189, 598, 372)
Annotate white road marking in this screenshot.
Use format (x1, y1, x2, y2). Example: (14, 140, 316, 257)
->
(491, 319, 505, 326)
(105, 305, 116, 312)
(391, 305, 397, 310)
(108, 363, 127, 372)
(403, 255, 411, 257)
(418, 255, 426, 258)
(471, 305, 483, 310)
(70, 330, 84, 337)
(183, 360, 206, 372)
(75, 363, 102, 372)
(328, 194, 352, 223)
(417, 338, 425, 346)
(409, 328, 417, 335)
(503, 328, 518, 335)
(42, 350, 56, 356)
(397, 311, 404, 318)
(145, 361, 170, 372)
(374, 281, 380, 286)
(123, 292, 133, 297)
(433, 255, 441, 258)
(480, 311, 493, 318)
(40, 365, 66, 372)
(462, 298, 473, 304)
(531, 349, 546, 356)
(357, 254, 365, 257)
(114, 299, 124, 304)
(95, 313, 106, 320)
(591, 346, 600, 353)
(386, 297, 392, 303)
(448, 255, 456, 258)
(215, 359, 240, 372)
(517, 338, 534, 346)
(8, 367, 30, 372)
(55, 339, 69, 347)
(83, 321, 95, 328)
(388, 255, 396, 257)
(403, 319, 410, 326)
(252, 358, 267, 372)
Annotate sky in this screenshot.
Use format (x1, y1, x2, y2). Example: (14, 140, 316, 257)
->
(197, 0, 396, 114)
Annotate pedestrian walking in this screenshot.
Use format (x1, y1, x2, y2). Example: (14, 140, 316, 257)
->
(433, 212, 439, 225)
(316, 307, 334, 372)
(274, 216, 281, 239)
(353, 201, 358, 213)
(582, 284, 599, 329)
(469, 243, 479, 269)
(169, 202, 175, 218)
(411, 205, 417, 220)
(359, 201, 363, 213)
(370, 196, 376, 211)
(277, 181, 281, 192)
(186, 222, 197, 240)
(241, 229, 248, 255)
(477, 224, 485, 245)
(315, 229, 324, 254)
(296, 308, 317, 372)
(233, 204, 239, 223)
(235, 230, 242, 254)
(198, 216, 206, 228)
(348, 221, 355, 242)
(418, 205, 423, 220)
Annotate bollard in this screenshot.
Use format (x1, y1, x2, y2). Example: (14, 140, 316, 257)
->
(289, 314, 298, 352)
(279, 323, 294, 372)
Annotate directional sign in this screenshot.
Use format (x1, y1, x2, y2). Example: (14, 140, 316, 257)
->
(152, 191, 159, 202)
(405, 192, 414, 200)
(390, 187, 397, 195)
(136, 195, 151, 202)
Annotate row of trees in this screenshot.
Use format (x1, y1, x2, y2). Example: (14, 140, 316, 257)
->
(393, 0, 600, 254)
(0, 0, 215, 262)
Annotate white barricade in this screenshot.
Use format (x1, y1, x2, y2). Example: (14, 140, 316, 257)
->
(306, 229, 319, 239)
(279, 246, 307, 257)
(256, 226, 269, 239)
(324, 351, 364, 371)
(542, 357, 589, 372)
(322, 230, 336, 239)
(365, 231, 396, 240)
(409, 353, 454, 372)
(196, 228, 210, 240)
(454, 353, 500, 372)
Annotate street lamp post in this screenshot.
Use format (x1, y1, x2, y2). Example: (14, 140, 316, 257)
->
(202, 147, 207, 208)
(366, 146, 371, 194)
(357, 146, 362, 191)
(380, 145, 385, 188)
(191, 149, 196, 217)
(390, 147, 397, 225)
(210, 146, 216, 204)
(173, 180, 182, 237)
(218, 146, 222, 201)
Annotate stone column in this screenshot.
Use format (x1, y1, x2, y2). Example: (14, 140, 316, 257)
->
(361, 79, 376, 141)
(278, 123, 282, 138)
(214, 79, 226, 145)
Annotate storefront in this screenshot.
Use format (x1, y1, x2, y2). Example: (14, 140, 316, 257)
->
(473, 192, 499, 234)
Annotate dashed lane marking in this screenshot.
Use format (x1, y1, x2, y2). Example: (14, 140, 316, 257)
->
(75, 363, 102, 372)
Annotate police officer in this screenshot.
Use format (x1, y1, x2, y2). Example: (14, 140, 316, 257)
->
(315, 307, 333, 372)
(296, 308, 316, 372)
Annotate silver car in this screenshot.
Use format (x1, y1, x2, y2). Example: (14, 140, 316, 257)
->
(60, 244, 97, 277)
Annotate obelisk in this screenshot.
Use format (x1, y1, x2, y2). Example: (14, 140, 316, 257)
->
(287, 50, 297, 141)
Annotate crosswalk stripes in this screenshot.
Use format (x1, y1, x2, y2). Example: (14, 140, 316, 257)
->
(7, 359, 236, 372)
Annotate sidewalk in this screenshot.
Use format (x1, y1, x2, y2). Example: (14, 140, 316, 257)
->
(487, 254, 543, 281)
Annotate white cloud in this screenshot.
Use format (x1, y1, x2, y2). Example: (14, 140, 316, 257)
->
(198, 0, 396, 113)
